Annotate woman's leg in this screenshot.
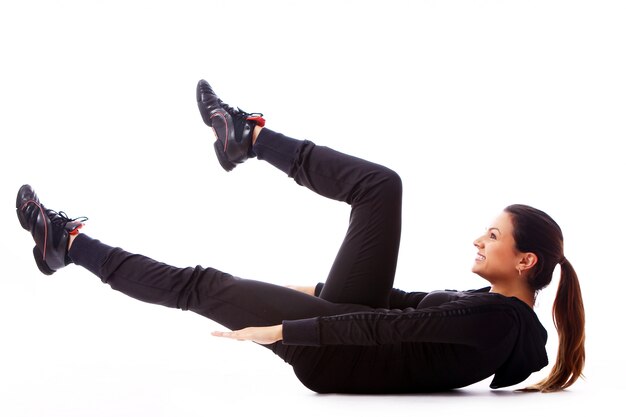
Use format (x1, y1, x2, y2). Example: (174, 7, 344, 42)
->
(68, 234, 371, 355)
(68, 233, 373, 366)
(196, 81, 402, 308)
(253, 128, 403, 308)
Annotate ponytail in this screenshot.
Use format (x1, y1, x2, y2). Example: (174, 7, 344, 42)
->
(526, 258, 586, 392)
(505, 204, 586, 392)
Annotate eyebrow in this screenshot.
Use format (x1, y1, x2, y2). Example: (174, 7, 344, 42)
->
(487, 227, 501, 235)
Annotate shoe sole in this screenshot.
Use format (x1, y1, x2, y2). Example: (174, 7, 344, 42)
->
(32, 245, 55, 275)
(214, 141, 237, 172)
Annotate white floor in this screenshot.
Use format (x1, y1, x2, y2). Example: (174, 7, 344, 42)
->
(0, 371, 613, 417)
(2, 1, 625, 415)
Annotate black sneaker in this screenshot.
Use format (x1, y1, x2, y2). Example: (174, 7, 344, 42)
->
(16, 185, 87, 275)
(196, 79, 265, 171)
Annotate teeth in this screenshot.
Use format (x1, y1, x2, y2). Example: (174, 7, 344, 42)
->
(476, 254, 486, 261)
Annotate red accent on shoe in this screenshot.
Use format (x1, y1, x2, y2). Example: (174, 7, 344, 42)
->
(247, 116, 265, 127)
(69, 224, 83, 236)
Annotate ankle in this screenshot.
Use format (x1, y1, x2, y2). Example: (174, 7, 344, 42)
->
(252, 125, 264, 145)
(68, 231, 80, 251)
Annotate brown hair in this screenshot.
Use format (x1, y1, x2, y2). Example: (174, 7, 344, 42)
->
(504, 204, 585, 392)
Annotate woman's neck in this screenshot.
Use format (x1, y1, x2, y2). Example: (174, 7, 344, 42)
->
(489, 284, 535, 308)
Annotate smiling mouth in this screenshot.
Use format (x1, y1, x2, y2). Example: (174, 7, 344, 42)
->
(475, 253, 486, 262)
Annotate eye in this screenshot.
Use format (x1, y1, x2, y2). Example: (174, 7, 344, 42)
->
(489, 232, 497, 240)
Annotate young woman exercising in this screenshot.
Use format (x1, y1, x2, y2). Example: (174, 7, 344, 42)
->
(16, 80, 585, 393)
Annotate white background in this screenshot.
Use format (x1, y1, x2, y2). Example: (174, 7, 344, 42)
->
(1, 1, 625, 416)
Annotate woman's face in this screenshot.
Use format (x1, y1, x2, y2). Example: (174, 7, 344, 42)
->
(472, 211, 521, 283)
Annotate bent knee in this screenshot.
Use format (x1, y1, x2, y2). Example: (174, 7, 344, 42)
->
(381, 168, 402, 193)
(370, 167, 403, 202)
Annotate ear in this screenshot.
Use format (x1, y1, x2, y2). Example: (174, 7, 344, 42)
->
(518, 252, 538, 273)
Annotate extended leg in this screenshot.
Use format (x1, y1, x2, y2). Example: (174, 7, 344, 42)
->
(69, 234, 370, 330)
(68, 233, 372, 365)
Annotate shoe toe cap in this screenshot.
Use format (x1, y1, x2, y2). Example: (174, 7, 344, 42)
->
(16, 184, 38, 208)
(196, 79, 216, 102)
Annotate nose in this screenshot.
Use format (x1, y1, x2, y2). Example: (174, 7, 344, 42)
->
(473, 236, 484, 248)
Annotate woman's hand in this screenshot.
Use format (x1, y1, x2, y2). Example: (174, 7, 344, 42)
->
(212, 324, 283, 345)
(286, 285, 316, 296)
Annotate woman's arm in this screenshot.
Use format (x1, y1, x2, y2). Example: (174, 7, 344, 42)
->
(212, 325, 283, 345)
(213, 296, 519, 349)
(282, 297, 519, 348)
(388, 288, 429, 309)
(285, 285, 316, 296)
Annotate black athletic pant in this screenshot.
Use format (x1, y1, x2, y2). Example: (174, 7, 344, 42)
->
(68, 128, 403, 392)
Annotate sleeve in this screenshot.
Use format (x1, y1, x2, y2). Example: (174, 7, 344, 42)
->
(388, 288, 429, 309)
(282, 298, 518, 348)
(314, 282, 324, 297)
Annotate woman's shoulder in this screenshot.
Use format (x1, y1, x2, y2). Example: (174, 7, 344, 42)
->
(418, 287, 544, 325)
(417, 286, 494, 309)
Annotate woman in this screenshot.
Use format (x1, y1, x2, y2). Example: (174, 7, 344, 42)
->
(16, 80, 585, 393)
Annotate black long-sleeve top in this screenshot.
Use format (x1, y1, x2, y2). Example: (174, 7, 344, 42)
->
(282, 287, 548, 390)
